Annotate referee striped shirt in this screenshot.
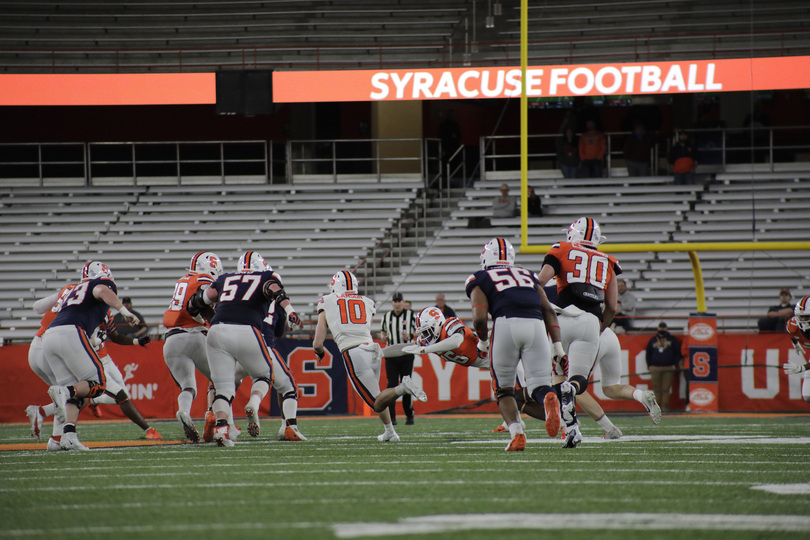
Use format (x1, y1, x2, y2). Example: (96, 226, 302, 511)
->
(380, 308, 417, 345)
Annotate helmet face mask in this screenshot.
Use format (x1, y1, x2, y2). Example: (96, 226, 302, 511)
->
(82, 261, 112, 281)
(480, 237, 515, 270)
(190, 251, 223, 278)
(237, 251, 271, 273)
(416, 306, 445, 346)
(330, 270, 358, 295)
(796, 296, 810, 331)
(566, 217, 606, 249)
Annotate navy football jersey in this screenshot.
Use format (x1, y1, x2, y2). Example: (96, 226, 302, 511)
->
(260, 301, 286, 347)
(49, 277, 118, 336)
(210, 270, 282, 329)
(465, 265, 544, 320)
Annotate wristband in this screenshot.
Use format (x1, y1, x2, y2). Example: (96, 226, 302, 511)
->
(477, 339, 489, 351)
(132, 338, 139, 346)
(284, 303, 295, 316)
(119, 306, 133, 318)
(553, 341, 565, 358)
(472, 304, 487, 309)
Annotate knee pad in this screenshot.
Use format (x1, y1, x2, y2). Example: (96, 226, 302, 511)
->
(495, 386, 516, 404)
(67, 397, 82, 408)
(570, 375, 589, 395)
(281, 391, 297, 402)
(213, 394, 233, 405)
(115, 389, 130, 405)
(86, 380, 104, 399)
(253, 376, 273, 387)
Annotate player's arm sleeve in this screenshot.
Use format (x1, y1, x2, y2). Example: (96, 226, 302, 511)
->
(421, 333, 464, 354)
(33, 293, 59, 314)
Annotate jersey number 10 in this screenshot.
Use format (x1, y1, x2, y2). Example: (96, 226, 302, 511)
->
(337, 298, 368, 324)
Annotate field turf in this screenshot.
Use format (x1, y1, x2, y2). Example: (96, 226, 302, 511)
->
(1, 413, 809, 539)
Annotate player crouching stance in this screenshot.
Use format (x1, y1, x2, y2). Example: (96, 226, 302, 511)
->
(465, 238, 564, 451)
(313, 271, 427, 442)
(783, 296, 810, 402)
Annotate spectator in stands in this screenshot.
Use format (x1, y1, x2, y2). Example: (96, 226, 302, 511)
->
(555, 128, 579, 179)
(668, 131, 698, 185)
(435, 293, 456, 319)
(613, 278, 637, 333)
(758, 287, 796, 332)
(578, 120, 607, 178)
(113, 297, 148, 339)
(527, 186, 543, 217)
(622, 124, 654, 176)
(492, 183, 517, 218)
(645, 321, 682, 411)
(380, 292, 418, 425)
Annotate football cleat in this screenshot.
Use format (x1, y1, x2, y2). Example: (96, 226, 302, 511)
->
(603, 426, 623, 440)
(213, 425, 235, 447)
(25, 405, 43, 442)
(60, 432, 90, 452)
(46, 437, 64, 452)
(493, 422, 508, 433)
(377, 430, 400, 442)
(415, 307, 445, 346)
(176, 411, 199, 443)
(480, 237, 515, 269)
(230, 424, 242, 441)
(562, 424, 582, 449)
(400, 375, 427, 402)
(47, 386, 68, 424)
(505, 432, 526, 452)
(203, 410, 216, 443)
(245, 405, 260, 438)
(330, 270, 359, 295)
(566, 217, 606, 249)
(641, 390, 662, 424)
(88, 403, 103, 418)
(145, 427, 162, 440)
(559, 381, 577, 427)
(283, 425, 307, 441)
(543, 392, 562, 437)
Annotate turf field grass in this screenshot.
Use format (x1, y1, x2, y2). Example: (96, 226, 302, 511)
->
(1, 414, 809, 540)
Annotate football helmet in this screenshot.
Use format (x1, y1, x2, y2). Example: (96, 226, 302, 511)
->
(480, 237, 515, 269)
(81, 261, 113, 280)
(237, 251, 272, 273)
(566, 217, 606, 249)
(795, 296, 810, 332)
(416, 306, 445, 346)
(330, 270, 358, 295)
(189, 251, 223, 278)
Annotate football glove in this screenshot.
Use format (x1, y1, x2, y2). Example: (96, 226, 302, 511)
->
(477, 338, 489, 359)
(288, 312, 302, 329)
(552, 341, 569, 376)
(783, 363, 807, 375)
(402, 344, 426, 355)
(134, 335, 151, 347)
(314, 348, 325, 362)
(118, 306, 140, 326)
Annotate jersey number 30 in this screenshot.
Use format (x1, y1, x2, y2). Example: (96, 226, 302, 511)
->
(566, 249, 609, 289)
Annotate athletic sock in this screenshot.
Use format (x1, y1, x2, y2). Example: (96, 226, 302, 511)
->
(596, 414, 616, 432)
(632, 389, 644, 403)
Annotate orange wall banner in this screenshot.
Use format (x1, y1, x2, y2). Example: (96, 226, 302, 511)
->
(273, 55, 810, 102)
(1, 333, 806, 425)
(0, 73, 216, 106)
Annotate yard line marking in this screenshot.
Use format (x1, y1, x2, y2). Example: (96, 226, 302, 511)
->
(332, 512, 810, 537)
(751, 482, 810, 495)
(453, 435, 810, 445)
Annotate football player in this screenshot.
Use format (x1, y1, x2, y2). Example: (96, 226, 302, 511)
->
(465, 238, 564, 451)
(403, 307, 488, 369)
(190, 251, 303, 447)
(313, 270, 427, 443)
(782, 296, 810, 402)
(535, 218, 621, 447)
(42, 261, 139, 451)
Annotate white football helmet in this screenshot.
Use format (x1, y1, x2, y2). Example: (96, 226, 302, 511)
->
(795, 296, 810, 332)
(330, 270, 359, 295)
(189, 251, 223, 278)
(566, 217, 606, 249)
(480, 237, 515, 269)
(81, 261, 113, 280)
(416, 306, 445, 346)
(237, 251, 272, 273)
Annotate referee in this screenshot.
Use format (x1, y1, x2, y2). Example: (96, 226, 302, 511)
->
(380, 292, 418, 425)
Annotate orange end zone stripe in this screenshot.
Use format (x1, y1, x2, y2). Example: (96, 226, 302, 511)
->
(0, 73, 216, 106)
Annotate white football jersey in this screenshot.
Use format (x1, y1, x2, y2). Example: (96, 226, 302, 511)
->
(318, 293, 376, 351)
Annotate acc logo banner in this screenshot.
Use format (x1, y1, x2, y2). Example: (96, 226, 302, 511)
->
(273, 55, 810, 102)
